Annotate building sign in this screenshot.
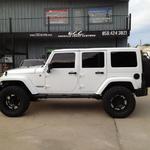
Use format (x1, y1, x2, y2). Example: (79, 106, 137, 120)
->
(46, 9, 68, 24)
(102, 30, 128, 36)
(88, 7, 112, 23)
(29, 30, 129, 38)
(30, 33, 53, 37)
(58, 31, 96, 38)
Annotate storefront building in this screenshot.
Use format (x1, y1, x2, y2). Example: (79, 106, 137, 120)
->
(0, 0, 131, 68)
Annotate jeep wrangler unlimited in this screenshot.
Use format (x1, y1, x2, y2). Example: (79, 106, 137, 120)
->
(0, 48, 149, 118)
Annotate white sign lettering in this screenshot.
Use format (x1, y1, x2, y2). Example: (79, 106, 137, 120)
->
(58, 31, 96, 38)
(30, 33, 53, 37)
(102, 30, 128, 36)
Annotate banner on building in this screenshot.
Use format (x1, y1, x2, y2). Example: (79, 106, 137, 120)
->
(88, 7, 112, 23)
(46, 9, 68, 24)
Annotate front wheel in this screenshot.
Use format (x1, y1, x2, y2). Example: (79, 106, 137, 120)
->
(103, 86, 136, 118)
(0, 86, 30, 117)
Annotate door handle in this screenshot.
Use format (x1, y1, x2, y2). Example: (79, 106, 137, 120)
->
(95, 71, 104, 75)
(68, 72, 77, 75)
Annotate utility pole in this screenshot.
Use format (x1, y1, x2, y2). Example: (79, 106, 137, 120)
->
(140, 40, 142, 46)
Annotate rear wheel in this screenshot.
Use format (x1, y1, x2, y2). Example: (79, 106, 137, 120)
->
(0, 86, 30, 117)
(103, 86, 136, 118)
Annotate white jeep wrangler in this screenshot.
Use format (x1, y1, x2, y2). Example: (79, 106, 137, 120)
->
(0, 48, 149, 118)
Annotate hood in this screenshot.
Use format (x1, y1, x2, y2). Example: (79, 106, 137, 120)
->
(6, 66, 41, 74)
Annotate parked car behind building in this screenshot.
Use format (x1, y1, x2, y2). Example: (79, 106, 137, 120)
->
(20, 59, 45, 68)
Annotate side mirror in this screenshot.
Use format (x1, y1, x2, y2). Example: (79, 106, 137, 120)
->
(47, 63, 53, 73)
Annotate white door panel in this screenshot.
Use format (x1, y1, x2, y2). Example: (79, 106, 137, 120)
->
(46, 69, 77, 93)
(79, 69, 106, 92)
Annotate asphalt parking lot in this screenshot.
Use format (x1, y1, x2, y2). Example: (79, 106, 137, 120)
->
(0, 93, 150, 150)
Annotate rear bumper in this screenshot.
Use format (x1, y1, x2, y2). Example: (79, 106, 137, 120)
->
(135, 88, 148, 97)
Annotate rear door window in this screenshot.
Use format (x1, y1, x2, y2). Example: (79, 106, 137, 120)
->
(82, 52, 104, 68)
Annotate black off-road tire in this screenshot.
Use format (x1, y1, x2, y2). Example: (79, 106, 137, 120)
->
(0, 86, 30, 117)
(103, 86, 136, 118)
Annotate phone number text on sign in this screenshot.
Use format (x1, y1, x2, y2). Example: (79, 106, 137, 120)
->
(102, 31, 128, 36)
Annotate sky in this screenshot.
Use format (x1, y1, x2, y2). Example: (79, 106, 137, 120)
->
(129, 0, 150, 46)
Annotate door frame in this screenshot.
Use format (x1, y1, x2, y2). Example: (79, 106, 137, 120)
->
(78, 50, 107, 93)
(45, 51, 80, 93)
